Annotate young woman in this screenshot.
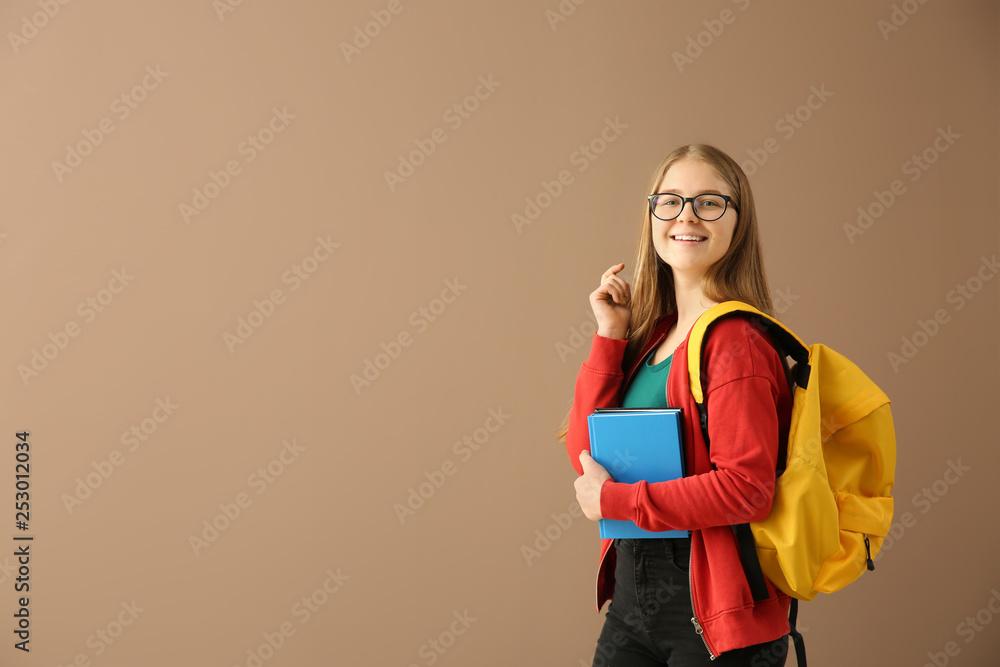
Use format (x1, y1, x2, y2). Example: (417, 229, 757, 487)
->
(560, 144, 794, 666)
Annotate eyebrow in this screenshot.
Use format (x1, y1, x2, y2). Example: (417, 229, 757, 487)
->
(655, 189, 728, 196)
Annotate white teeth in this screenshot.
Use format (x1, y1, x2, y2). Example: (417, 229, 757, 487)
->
(672, 235, 706, 241)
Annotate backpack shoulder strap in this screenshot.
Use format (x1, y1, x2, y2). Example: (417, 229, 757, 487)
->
(687, 301, 811, 405)
(687, 301, 809, 607)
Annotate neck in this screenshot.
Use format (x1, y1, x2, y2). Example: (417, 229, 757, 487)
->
(671, 271, 718, 331)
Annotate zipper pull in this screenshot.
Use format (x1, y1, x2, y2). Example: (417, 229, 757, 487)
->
(691, 616, 704, 634)
(864, 534, 875, 571)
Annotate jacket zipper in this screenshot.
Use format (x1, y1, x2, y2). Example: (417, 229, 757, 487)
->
(633, 325, 713, 657)
(595, 543, 612, 610)
(595, 329, 665, 611)
(689, 544, 716, 660)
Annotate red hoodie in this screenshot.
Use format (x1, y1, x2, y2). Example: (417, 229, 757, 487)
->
(566, 311, 793, 658)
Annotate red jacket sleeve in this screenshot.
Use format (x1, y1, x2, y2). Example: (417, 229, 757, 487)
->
(565, 333, 628, 476)
(599, 319, 789, 531)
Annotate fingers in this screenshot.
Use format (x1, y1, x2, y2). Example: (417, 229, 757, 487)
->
(599, 267, 631, 306)
(600, 263, 625, 281)
(575, 452, 608, 521)
(589, 264, 631, 340)
(579, 450, 610, 478)
(597, 283, 621, 306)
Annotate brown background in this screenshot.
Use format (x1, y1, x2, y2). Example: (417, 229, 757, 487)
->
(1, 1, 998, 666)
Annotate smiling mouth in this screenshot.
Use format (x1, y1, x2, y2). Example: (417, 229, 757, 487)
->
(671, 235, 707, 242)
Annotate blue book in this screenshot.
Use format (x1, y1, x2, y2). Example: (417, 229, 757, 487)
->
(587, 408, 687, 539)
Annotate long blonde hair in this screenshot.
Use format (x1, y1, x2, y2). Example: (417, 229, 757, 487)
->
(556, 144, 775, 443)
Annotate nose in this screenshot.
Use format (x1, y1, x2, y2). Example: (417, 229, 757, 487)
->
(676, 198, 699, 223)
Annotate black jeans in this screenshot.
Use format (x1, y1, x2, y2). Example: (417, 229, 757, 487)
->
(591, 538, 788, 667)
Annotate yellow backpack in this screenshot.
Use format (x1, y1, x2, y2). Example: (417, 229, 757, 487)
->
(687, 302, 896, 602)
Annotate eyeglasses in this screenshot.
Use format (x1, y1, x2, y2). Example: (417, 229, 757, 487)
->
(647, 192, 739, 222)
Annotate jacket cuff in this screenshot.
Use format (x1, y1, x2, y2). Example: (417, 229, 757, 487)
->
(599, 479, 634, 522)
(584, 333, 628, 374)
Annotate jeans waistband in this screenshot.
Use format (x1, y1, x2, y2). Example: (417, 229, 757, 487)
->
(616, 536, 691, 552)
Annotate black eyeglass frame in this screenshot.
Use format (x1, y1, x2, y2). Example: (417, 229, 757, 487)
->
(647, 192, 740, 222)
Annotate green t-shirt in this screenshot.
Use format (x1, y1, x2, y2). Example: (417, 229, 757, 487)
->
(621, 347, 672, 409)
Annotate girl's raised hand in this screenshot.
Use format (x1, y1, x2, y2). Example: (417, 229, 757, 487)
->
(589, 263, 631, 339)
